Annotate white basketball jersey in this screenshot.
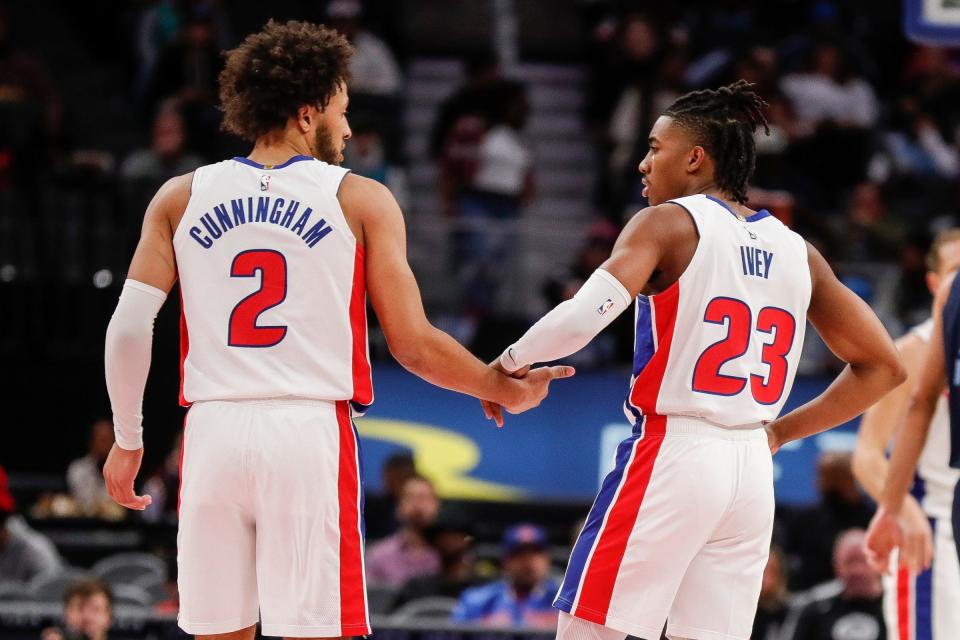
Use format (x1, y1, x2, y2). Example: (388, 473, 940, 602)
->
(172, 155, 373, 410)
(625, 194, 811, 427)
(910, 318, 959, 519)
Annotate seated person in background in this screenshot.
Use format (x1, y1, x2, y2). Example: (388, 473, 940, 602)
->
(120, 104, 203, 182)
(66, 419, 117, 518)
(452, 523, 559, 628)
(393, 514, 486, 608)
(365, 451, 416, 539)
(752, 545, 791, 640)
(791, 529, 885, 640)
(0, 465, 63, 582)
(42, 579, 113, 640)
(366, 474, 441, 587)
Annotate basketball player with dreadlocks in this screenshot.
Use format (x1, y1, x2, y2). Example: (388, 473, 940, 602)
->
(480, 80, 906, 640)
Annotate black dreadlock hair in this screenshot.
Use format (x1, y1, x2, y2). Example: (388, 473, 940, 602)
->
(663, 80, 770, 204)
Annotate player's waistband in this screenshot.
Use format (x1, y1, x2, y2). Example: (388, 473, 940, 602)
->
(646, 415, 768, 441)
(190, 398, 340, 409)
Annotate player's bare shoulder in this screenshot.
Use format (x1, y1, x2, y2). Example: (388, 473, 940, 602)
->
(145, 172, 194, 237)
(337, 173, 404, 246)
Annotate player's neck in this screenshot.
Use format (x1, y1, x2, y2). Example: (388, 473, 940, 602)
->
(246, 131, 315, 166)
(688, 183, 754, 217)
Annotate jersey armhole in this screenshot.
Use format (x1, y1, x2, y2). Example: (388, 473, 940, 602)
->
(660, 200, 705, 288)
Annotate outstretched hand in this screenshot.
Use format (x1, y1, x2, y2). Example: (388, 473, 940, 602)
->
(481, 360, 574, 427)
(102, 444, 153, 511)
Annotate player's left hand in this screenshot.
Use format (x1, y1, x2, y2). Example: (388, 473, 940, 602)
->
(103, 444, 153, 511)
(864, 506, 904, 574)
(481, 360, 530, 428)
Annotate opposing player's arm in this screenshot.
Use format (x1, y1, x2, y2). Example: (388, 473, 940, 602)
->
(103, 174, 190, 510)
(766, 243, 906, 450)
(851, 332, 925, 501)
(342, 175, 570, 416)
(879, 274, 952, 515)
(495, 204, 677, 373)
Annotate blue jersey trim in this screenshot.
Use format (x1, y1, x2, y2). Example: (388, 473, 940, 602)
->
(704, 194, 771, 222)
(232, 155, 315, 170)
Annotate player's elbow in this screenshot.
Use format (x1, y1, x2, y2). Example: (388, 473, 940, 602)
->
(386, 331, 429, 373)
(888, 358, 908, 388)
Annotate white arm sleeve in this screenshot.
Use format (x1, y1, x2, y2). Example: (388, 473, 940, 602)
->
(499, 269, 632, 373)
(104, 279, 167, 450)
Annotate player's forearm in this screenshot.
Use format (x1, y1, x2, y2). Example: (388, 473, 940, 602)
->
(104, 280, 166, 450)
(769, 362, 904, 448)
(880, 395, 938, 514)
(851, 444, 889, 503)
(390, 326, 518, 405)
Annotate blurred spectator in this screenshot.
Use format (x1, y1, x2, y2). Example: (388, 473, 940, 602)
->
(0, 3, 61, 189)
(66, 419, 115, 517)
(142, 431, 183, 523)
(541, 220, 625, 367)
(0, 465, 63, 582)
(120, 106, 202, 183)
(454, 80, 533, 317)
(780, 42, 878, 196)
(752, 545, 791, 640)
(430, 52, 501, 160)
(790, 529, 884, 640)
(42, 579, 114, 640)
(327, 0, 401, 98)
(327, 0, 403, 163)
(830, 183, 904, 263)
(452, 523, 559, 628)
(785, 452, 873, 590)
(874, 98, 959, 181)
(393, 514, 485, 608)
(366, 474, 441, 587)
(365, 451, 416, 539)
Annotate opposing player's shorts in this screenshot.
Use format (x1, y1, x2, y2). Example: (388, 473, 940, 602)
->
(176, 399, 369, 637)
(883, 517, 960, 640)
(554, 415, 774, 640)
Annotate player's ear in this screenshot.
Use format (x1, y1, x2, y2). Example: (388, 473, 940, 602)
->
(687, 146, 706, 173)
(297, 105, 313, 133)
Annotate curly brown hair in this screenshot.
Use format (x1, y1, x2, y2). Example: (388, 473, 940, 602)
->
(219, 20, 352, 141)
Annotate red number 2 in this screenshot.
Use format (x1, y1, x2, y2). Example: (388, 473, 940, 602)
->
(692, 297, 795, 405)
(228, 249, 288, 348)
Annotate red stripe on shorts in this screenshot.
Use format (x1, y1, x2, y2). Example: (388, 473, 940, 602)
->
(897, 566, 911, 640)
(574, 413, 667, 623)
(336, 400, 369, 634)
(178, 290, 191, 407)
(349, 246, 373, 407)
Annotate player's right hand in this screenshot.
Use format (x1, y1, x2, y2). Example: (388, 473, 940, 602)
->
(864, 505, 904, 574)
(103, 444, 153, 511)
(503, 365, 576, 415)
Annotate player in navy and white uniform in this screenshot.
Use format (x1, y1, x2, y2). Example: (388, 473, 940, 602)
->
(101, 21, 569, 640)
(484, 81, 905, 640)
(854, 229, 960, 640)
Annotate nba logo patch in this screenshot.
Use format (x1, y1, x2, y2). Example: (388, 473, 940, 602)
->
(260, 174, 271, 191)
(597, 298, 614, 315)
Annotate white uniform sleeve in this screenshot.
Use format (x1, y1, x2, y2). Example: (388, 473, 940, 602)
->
(499, 269, 632, 373)
(104, 279, 167, 450)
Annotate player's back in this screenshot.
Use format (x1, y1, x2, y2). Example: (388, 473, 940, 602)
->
(172, 155, 372, 409)
(626, 194, 811, 427)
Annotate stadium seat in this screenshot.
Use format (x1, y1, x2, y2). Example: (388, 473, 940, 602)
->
(111, 583, 153, 608)
(27, 569, 92, 602)
(0, 581, 28, 602)
(92, 552, 167, 587)
(366, 584, 399, 615)
(391, 596, 459, 622)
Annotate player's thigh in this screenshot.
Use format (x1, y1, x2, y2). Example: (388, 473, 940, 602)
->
(251, 402, 369, 638)
(667, 435, 774, 640)
(178, 403, 259, 634)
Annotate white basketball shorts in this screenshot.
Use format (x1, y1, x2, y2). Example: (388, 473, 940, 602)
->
(883, 517, 960, 640)
(176, 399, 369, 637)
(554, 414, 774, 640)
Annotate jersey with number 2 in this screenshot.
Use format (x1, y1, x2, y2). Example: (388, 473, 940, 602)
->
(172, 156, 373, 411)
(624, 194, 811, 427)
